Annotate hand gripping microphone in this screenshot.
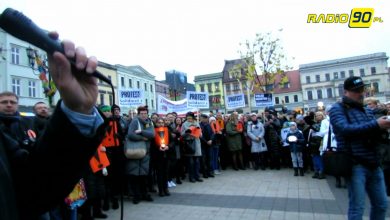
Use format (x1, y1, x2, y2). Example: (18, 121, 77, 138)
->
(0, 8, 112, 85)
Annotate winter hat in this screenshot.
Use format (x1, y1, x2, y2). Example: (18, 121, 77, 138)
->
(209, 116, 216, 123)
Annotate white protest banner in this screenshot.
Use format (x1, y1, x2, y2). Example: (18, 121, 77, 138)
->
(118, 89, 144, 107)
(157, 95, 197, 116)
(186, 91, 209, 109)
(225, 93, 245, 110)
(254, 93, 273, 107)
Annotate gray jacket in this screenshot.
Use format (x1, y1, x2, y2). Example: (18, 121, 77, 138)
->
(125, 116, 155, 176)
(181, 121, 202, 156)
(247, 120, 267, 153)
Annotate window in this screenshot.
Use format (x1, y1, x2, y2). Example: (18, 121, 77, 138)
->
(275, 97, 280, 104)
(327, 88, 333, 98)
(207, 83, 212, 92)
(145, 98, 148, 106)
(109, 94, 113, 105)
(306, 76, 311, 84)
(307, 91, 313, 100)
(225, 84, 230, 92)
(164, 88, 167, 94)
(340, 71, 345, 79)
(338, 84, 344, 97)
(200, 84, 205, 92)
(371, 67, 376, 74)
(151, 99, 154, 108)
(373, 82, 379, 93)
(28, 81, 36, 97)
(293, 95, 298, 102)
(99, 93, 104, 105)
(150, 85, 153, 92)
(360, 68, 365, 76)
(317, 89, 323, 99)
(349, 70, 354, 77)
(144, 83, 147, 91)
(333, 72, 338, 79)
(325, 73, 330, 81)
(214, 82, 220, 92)
(121, 77, 125, 87)
(137, 81, 140, 89)
(284, 96, 289, 104)
(129, 79, 132, 88)
(12, 78, 21, 96)
(282, 82, 290, 89)
(315, 75, 320, 82)
(233, 83, 240, 91)
(108, 75, 112, 81)
(11, 47, 20, 65)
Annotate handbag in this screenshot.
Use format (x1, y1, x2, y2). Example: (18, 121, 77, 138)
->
(323, 149, 353, 176)
(182, 133, 196, 155)
(124, 120, 147, 159)
(322, 122, 353, 176)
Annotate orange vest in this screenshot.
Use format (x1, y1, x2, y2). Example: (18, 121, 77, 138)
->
(217, 119, 224, 130)
(155, 127, 169, 147)
(236, 121, 243, 132)
(90, 145, 110, 173)
(210, 121, 221, 134)
(190, 126, 202, 138)
(101, 120, 120, 147)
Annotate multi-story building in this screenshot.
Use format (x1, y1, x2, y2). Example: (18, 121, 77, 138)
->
(0, 29, 58, 112)
(194, 72, 224, 112)
(272, 70, 303, 113)
(116, 65, 156, 113)
(164, 70, 195, 100)
(155, 80, 170, 99)
(222, 58, 263, 113)
(300, 53, 389, 110)
(96, 61, 117, 106)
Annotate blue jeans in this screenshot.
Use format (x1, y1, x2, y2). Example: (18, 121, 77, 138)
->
(312, 155, 324, 173)
(211, 147, 219, 171)
(348, 165, 387, 220)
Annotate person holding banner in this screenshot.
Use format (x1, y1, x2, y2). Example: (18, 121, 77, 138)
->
(181, 112, 203, 182)
(226, 112, 245, 170)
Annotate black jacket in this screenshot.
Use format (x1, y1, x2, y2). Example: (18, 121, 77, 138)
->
(0, 102, 107, 220)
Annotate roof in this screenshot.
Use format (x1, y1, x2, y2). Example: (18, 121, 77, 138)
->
(222, 58, 255, 83)
(194, 72, 222, 82)
(272, 70, 301, 93)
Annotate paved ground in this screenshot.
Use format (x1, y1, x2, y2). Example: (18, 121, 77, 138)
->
(105, 168, 390, 220)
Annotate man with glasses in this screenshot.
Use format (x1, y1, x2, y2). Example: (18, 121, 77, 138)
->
(330, 76, 390, 220)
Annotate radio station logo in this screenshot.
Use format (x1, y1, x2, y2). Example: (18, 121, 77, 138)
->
(307, 8, 383, 28)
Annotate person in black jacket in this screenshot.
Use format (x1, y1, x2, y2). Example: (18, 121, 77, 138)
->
(199, 114, 215, 178)
(0, 32, 107, 220)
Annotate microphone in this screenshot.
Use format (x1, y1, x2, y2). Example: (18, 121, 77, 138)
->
(0, 8, 112, 85)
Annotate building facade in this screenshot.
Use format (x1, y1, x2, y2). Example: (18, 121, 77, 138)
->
(155, 80, 170, 99)
(272, 70, 304, 113)
(194, 72, 224, 112)
(299, 53, 390, 110)
(116, 65, 156, 113)
(0, 29, 58, 112)
(164, 69, 195, 100)
(96, 61, 118, 107)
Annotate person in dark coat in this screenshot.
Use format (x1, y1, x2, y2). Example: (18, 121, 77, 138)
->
(199, 114, 215, 178)
(125, 106, 155, 204)
(0, 34, 107, 220)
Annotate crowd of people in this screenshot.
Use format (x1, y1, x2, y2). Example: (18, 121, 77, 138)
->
(2, 87, 390, 219)
(54, 93, 390, 219)
(1, 31, 390, 220)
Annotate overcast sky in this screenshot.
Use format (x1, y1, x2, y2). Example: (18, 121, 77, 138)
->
(1, 0, 389, 82)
